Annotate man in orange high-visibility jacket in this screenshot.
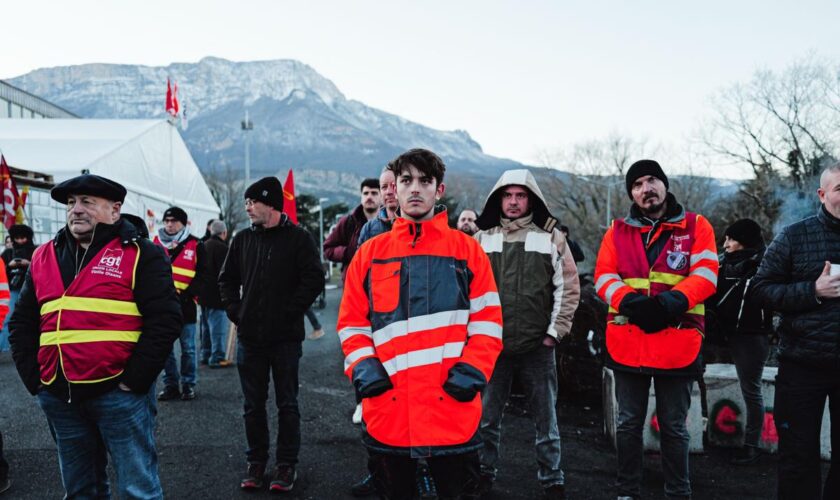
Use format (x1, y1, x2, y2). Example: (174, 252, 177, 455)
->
(153, 206, 206, 402)
(9, 174, 181, 499)
(338, 148, 503, 499)
(595, 160, 718, 500)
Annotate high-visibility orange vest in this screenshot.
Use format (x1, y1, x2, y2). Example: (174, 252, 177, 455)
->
(603, 213, 711, 370)
(154, 236, 198, 292)
(31, 238, 143, 385)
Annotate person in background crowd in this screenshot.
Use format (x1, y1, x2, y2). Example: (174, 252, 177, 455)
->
(357, 164, 398, 246)
(323, 178, 380, 281)
(339, 149, 502, 499)
(456, 208, 478, 236)
(594, 160, 718, 500)
(559, 225, 586, 264)
(0, 224, 35, 352)
(706, 218, 772, 465)
(154, 206, 207, 401)
(3, 236, 10, 250)
(751, 162, 840, 500)
(304, 307, 325, 340)
(473, 169, 580, 500)
(198, 219, 233, 367)
(0, 232, 11, 495)
(199, 219, 216, 364)
(219, 176, 324, 493)
(9, 174, 181, 499)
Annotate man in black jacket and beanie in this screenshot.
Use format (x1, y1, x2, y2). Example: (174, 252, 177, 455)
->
(752, 162, 840, 500)
(9, 174, 181, 499)
(219, 176, 324, 494)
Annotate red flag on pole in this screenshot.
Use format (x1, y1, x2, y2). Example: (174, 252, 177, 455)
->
(283, 170, 298, 224)
(172, 83, 180, 115)
(0, 155, 21, 229)
(165, 78, 173, 115)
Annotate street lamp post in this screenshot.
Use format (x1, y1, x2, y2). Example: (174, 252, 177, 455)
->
(241, 111, 253, 186)
(318, 197, 328, 262)
(579, 175, 624, 228)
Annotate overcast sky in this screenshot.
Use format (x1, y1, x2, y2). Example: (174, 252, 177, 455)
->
(3, 0, 838, 178)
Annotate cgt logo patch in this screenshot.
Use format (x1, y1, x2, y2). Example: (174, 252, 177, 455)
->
(100, 248, 123, 268)
(183, 249, 195, 261)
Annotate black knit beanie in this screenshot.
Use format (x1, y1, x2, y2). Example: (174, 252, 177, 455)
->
(725, 218, 764, 249)
(244, 177, 284, 210)
(163, 206, 188, 225)
(625, 159, 669, 198)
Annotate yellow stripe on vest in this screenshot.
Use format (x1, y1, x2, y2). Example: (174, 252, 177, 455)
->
(624, 278, 650, 289)
(608, 303, 705, 315)
(172, 266, 196, 278)
(649, 271, 685, 286)
(40, 330, 141, 346)
(174, 281, 189, 290)
(40, 297, 141, 317)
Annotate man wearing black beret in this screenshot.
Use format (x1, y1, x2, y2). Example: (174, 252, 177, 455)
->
(9, 174, 182, 498)
(219, 176, 324, 493)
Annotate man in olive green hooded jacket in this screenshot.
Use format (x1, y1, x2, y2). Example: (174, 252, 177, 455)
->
(474, 169, 580, 499)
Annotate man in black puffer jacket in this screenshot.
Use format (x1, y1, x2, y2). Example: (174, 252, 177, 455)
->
(751, 162, 840, 500)
(219, 176, 324, 493)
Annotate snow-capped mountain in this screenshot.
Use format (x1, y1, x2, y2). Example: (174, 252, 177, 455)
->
(8, 57, 522, 198)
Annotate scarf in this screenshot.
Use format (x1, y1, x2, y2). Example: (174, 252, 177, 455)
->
(157, 226, 190, 249)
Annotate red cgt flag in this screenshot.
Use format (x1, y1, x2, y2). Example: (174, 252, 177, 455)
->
(0, 155, 21, 229)
(283, 170, 298, 225)
(165, 78, 179, 117)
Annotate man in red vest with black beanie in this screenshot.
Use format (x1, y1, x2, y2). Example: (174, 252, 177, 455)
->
(9, 174, 182, 499)
(594, 160, 718, 500)
(153, 205, 206, 401)
(219, 176, 324, 493)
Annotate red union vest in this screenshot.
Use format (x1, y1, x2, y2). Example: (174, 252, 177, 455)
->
(154, 236, 198, 292)
(32, 238, 143, 385)
(605, 213, 704, 370)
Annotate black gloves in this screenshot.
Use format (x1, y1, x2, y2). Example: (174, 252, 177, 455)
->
(618, 293, 669, 333)
(352, 358, 394, 399)
(443, 362, 487, 402)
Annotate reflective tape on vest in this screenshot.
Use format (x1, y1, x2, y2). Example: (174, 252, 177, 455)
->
(381, 341, 465, 377)
(40, 330, 142, 345)
(40, 296, 141, 317)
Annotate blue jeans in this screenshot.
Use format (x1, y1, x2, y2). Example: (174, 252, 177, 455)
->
(37, 385, 162, 499)
(205, 308, 229, 364)
(199, 306, 211, 363)
(479, 345, 564, 487)
(162, 323, 197, 389)
(304, 307, 322, 330)
(614, 370, 693, 499)
(0, 289, 20, 352)
(236, 341, 302, 465)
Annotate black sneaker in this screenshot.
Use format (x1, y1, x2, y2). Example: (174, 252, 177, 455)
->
(240, 462, 266, 490)
(269, 464, 297, 493)
(545, 483, 565, 499)
(349, 474, 376, 497)
(157, 386, 180, 401)
(730, 445, 761, 465)
(0, 476, 10, 495)
(181, 386, 196, 401)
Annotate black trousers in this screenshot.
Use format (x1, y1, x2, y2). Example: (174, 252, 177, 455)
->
(775, 359, 840, 500)
(236, 341, 302, 465)
(0, 430, 7, 480)
(368, 450, 480, 500)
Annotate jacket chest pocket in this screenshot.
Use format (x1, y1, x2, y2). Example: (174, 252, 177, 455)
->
(370, 261, 402, 313)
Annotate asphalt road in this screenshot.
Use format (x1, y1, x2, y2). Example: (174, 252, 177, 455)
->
(0, 286, 783, 499)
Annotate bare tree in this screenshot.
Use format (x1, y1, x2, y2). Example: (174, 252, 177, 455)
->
(203, 163, 248, 232)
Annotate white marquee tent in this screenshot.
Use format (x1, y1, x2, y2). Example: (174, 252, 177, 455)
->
(0, 119, 220, 238)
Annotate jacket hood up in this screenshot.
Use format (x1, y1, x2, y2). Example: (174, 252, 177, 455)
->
(475, 169, 558, 232)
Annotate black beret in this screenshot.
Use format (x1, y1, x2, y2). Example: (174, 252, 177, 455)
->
(51, 174, 127, 204)
(163, 206, 188, 225)
(244, 177, 284, 211)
